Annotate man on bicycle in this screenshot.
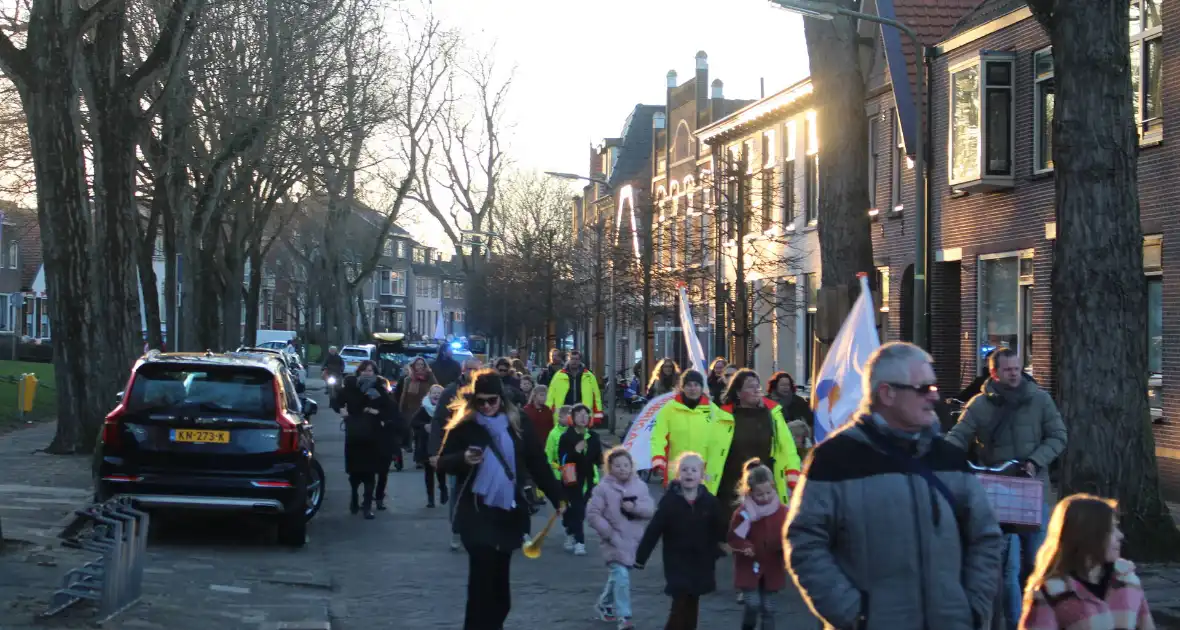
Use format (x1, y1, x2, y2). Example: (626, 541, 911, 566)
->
(945, 347, 1067, 630)
(321, 346, 346, 410)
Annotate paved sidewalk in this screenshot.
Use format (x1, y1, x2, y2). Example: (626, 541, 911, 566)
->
(0, 421, 93, 547)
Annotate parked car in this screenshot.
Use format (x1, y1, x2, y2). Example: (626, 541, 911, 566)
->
(95, 351, 324, 547)
(339, 344, 376, 374)
(235, 346, 305, 387)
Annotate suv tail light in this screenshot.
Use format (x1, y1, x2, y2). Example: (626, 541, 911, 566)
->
(102, 372, 138, 449)
(272, 379, 300, 453)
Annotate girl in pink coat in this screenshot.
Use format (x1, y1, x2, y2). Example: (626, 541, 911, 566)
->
(586, 447, 655, 630)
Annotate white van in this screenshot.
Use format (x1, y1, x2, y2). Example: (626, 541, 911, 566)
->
(340, 345, 376, 374)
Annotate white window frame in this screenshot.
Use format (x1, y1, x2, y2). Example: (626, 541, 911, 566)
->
(1131, 0, 1163, 142)
(397, 241, 407, 259)
(976, 249, 1035, 374)
(1033, 47, 1055, 174)
(390, 270, 406, 296)
(762, 130, 776, 168)
(804, 111, 819, 226)
(890, 109, 905, 211)
(948, 52, 1016, 188)
(867, 113, 880, 210)
(8, 241, 18, 269)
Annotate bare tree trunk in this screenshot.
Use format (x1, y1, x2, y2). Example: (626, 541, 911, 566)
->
(1026, 0, 1180, 557)
(802, 7, 874, 301)
(137, 204, 164, 350)
(7, 16, 98, 453)
(243, 244, 263, 347)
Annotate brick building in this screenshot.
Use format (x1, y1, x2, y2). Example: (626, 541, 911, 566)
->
(923, 0, 1178, 496)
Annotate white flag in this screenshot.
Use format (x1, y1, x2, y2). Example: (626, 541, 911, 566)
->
(677, 284, 708, 376)
(622, 391, 677, 470)
(433, 311, 446, 340)
(810, 274, 880, 443)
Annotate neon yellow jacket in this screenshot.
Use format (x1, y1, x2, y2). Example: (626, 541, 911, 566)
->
(545, 424, 565, 479)
(649, 394, 717, 482)
(705, 398, 802, 502)
(545, 368, 604, 426)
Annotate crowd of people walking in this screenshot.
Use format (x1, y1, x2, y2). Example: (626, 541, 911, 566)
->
(326, 341, 1154, 630)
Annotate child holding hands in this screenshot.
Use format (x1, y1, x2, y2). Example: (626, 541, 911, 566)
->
(586, 447, 655, 629)
(635, 452, 727, 630)
(727, 459, 788, 630)
(557, 403, 603, 556)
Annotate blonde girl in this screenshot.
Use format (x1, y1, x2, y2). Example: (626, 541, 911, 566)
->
(726, 459, 787, 630)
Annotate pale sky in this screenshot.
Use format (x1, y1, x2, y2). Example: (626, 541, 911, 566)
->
(412, 0, 812, 248)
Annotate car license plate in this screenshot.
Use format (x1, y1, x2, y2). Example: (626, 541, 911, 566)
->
(170, 429, 230, 444)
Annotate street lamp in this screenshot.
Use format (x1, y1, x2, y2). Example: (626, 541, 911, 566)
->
(769, 0, 930, 348)
(545, 171, 621, 432)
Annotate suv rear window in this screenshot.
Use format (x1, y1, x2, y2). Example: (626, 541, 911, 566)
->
(128, 365, 276, 418)
(341, 348, 369, 358)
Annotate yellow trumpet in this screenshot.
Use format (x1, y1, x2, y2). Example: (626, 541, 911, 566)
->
(522, 505, 563, 559)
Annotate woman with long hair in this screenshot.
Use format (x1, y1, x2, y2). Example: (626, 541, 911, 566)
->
(766, 371, 814, 456)
(708, 369, 801, 520)
(646, 358, 681, 398)
(437, 369, 565, 629)
(397, 356, 436, 471)
(707, 358, 728, 401)
(339, 360, 396, 519)
(1021, 494, 1154, 629)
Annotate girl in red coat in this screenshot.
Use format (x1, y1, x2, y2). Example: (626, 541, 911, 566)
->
(727, 459, 787, 630)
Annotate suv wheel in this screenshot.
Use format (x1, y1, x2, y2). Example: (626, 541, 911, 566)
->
(277, 514, 307, 547)
(304, 459, 325, 520)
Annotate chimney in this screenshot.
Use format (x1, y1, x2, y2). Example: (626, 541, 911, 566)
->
(710, 79, 724, 123)
(695, 51, 709, 108)
(653, 111, 666, 130)
(711, 78, 724, 99)
(666, 70, 678, 89)
(760, 77, 765, 98)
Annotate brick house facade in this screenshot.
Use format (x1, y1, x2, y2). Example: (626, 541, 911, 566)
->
(926, 0, 1179, 497)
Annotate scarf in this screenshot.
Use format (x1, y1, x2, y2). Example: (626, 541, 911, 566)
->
(357, 376, 382, 400)
(420, 396, 438, 418)
(733, 494, 782, 539)
(473, 413, 517, 511)
(682, 395, 703, 410)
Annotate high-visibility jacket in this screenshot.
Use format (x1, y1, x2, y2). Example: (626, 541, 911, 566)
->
(545, 368, 604, 426)
(705, 398, 802, 502)
(649, 394, 717, 483)
(545, 424, 565, 479)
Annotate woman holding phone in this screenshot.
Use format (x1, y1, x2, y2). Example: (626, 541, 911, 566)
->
(437, 369, 565, 629)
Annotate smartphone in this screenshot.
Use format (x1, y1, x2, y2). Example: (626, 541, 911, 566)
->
(466, 446, 484, 455)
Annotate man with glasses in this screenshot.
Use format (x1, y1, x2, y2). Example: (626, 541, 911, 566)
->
(786, 341, 1003, 630)
(945, 347, 1066, 630)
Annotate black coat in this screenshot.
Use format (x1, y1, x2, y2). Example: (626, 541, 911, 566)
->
(410, 406, 434, 464)
(428, 381, 462, 457)
(430, 357, 462, 389)
(436, 411, 563, 551)
(635, 482, 727, 597)
(339, 375, 396, 475)
(556, 427, 602, 498)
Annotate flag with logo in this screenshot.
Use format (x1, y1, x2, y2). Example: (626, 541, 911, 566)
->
(811, 274, 880, 443)
(677, 283, 707, 376)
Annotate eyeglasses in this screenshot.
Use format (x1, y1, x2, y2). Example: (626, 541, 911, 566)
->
(475, 395, 500, 408)
(888, 382, 939, 395)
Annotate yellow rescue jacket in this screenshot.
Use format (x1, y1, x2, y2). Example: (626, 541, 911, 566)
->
(649, 394, 717, 482)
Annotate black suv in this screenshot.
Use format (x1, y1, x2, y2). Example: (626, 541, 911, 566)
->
(95, 351, 324, 547)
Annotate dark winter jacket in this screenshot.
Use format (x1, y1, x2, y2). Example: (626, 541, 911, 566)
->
(727, 502, 789, 592)
(411, 406, 434, 464)
(430, 356, 462, 389)
(537, 363, 563, 387)
(436, 409, 563, 551)
(557, 426, 603, 497)
(785, 414, 1004, 630)
(635, 482, 727, 597)
(322, 353, 345, 376)
(339, 375, 396, 475)
(708, 373, 726, 401)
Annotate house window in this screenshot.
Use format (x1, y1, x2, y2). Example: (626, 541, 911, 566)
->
(383, 239, 393, 257)
(390, 270, 406, 296)
(876, 266, 890, 313)
(783, 161, 796, 226)
(868, 114, 880, 210)
(1145, 236, 1162, 375)
(443, 280, 452, 299)
(397, 241, 407, 258)
(431, 278, 440, 298)
(741, 143, 754, 235)
(0, 294, 8, 331)
(1034, 48, 1055, 172)
(670, 221, 678, 269)
(7, 241, 17, 269)
(380, 270, 392, 295)
(804, 273, 818, 383)
(699, 213, 710, 265)
(949, 53, 1016, 188)
(890, 109, 904, 210)
(1131, 0, 1163, 139)
(761, 165, 774, 231)
(393, 311, 405, 331)
(977, 251, 1035, 372)
(805, 112, 819, 224)
(762, 130, 775, 168)
(416, 277, 430, 298)
(413, 248, 425, 264)
(453, 310, 464, 323)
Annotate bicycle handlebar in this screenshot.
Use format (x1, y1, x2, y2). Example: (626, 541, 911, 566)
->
(967, 460, 1027, 475)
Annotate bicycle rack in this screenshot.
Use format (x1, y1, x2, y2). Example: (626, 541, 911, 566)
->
(42, 497, 150, 625)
